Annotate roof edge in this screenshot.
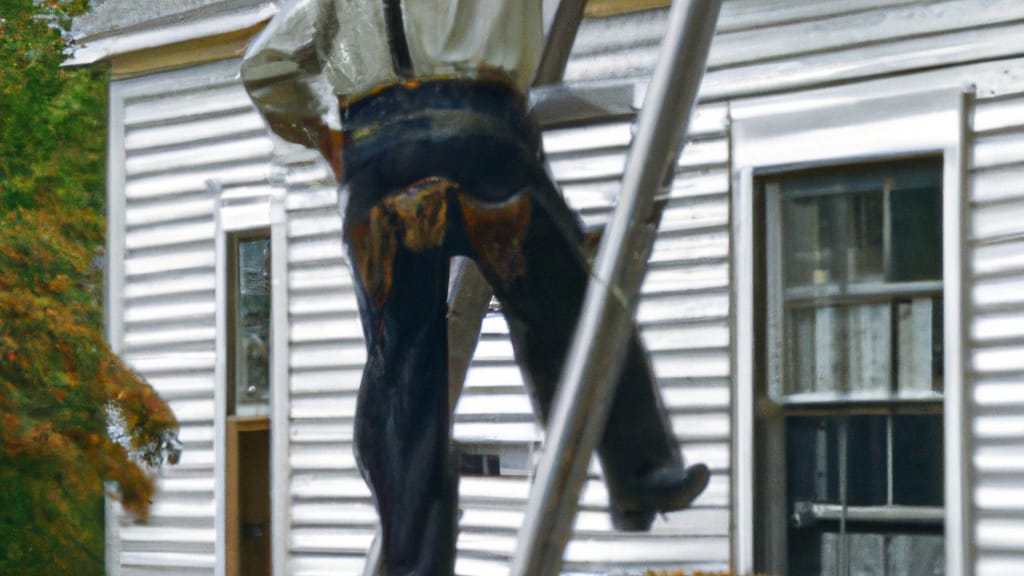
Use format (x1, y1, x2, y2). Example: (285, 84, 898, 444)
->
(66, 1, 277, 67)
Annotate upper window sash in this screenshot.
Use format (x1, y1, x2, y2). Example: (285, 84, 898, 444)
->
(763, 157, 945, 404)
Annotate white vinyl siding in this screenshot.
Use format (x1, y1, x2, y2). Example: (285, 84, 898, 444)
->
(967, 89, 1024, 576)
(110, 58, 274, 575)
(278, 145, 374, 575)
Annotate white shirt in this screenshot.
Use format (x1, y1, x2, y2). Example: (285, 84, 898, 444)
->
(241, 0, 543, 148)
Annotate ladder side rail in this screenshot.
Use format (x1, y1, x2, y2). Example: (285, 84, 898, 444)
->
(509, 1, 722, 574)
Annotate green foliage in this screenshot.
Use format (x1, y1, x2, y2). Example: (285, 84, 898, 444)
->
(0, 2, 179, 574)
(1, 0, 106, 216)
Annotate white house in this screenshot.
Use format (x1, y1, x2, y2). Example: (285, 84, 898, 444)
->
(71, 1, 1024, 574)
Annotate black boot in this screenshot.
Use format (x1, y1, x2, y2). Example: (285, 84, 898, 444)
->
(609, 463, 711, 532)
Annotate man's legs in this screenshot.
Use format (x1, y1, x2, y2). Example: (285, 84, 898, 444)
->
(344, 179, 458, 575)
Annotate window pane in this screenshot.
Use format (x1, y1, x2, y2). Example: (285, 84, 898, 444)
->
(783, 195, 836, 288)
(890, 183, 943, 282)
(787, 417, 840, 504)
(784, 304, 892, 396)
(783, 192, 885, 288)
(460, 454, 501, 477)
(786, 416, 944, 509)
(888, 534, 945, 575)
(236, 237, 271, 411)
(892, 415, 944, 506)
(896, 297, 944, 396)
(786, 416, 888, 507)
(818, 533, 945, 576)
(846, 416, 888, 507)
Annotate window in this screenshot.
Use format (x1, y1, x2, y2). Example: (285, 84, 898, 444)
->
(758, 157, 945, 575)
(457, 445, 533, 478)
(225, 230, 273, 576)
(228, 232, 272, 416)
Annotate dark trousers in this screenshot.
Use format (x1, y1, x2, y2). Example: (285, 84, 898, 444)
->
(339, 80, 682, 576)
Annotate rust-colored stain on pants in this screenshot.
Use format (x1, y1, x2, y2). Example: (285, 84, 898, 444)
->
(458, 193, 531, 289)
(346, 177, 453, 310)
(346, 178, 531, 310)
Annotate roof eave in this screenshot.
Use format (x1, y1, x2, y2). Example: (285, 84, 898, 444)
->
(65, 1, 278, 67)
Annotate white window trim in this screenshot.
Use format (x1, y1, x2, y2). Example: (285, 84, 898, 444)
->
(214, 188, 290, 576)
(730, 86, 973, 575)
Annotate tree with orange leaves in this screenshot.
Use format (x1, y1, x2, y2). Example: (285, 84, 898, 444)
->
(0, 1, 179, 574)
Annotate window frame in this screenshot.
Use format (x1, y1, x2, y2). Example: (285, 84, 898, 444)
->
(213, 190, 291, 576)
(730, 87, 972, 575)
(760, 158, 947, 575)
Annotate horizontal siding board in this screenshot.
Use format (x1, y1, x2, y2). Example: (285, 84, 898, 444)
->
(123, 271, 215, 300)
(970, 272, 1019, 307)
(124, 83, 256, 127)
(973, 129, 1024, 170)
(972, 311, 1024, 342)
(122, 325, 216, 352)
(970, 164, 1024, 205)
(125, 163, 267, 200)
(289, 443, 357, 472)
(290, 316, 363, 343)
(123, 248, 215, 277)
(125, 136, 272, 177)
(290, 367, 363, 395)
(974, 377, 1024, 407)
(971, 238, 1024, 277)
(974, 444, 1024, 473)
(289, 528, 375, 555)
(124, 298, 216, 324)
(288, 264, 350, 292)
(125, 110, 266, 151)
(564, 536, 729, 566)
(125, 220, 215, 251)
(975, 94, 1024, 133)
(291, 502, 377, 527)
(973, 199, 1024, 243)
(288, 236, 347, 265)
(290, 474, 371, 500)
(288, 556, 368, 576)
